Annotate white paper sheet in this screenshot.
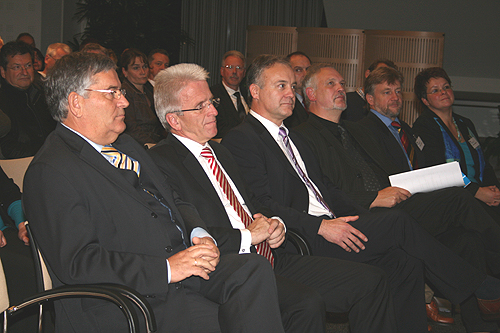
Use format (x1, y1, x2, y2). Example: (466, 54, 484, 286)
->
(389, 161, 465, 194)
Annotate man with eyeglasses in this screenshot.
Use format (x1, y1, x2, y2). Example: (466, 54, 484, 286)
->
(23, 52, 285, 332)
(148, 62, 397, 332)
(210, 50, 249, 139)
(284, 51, 311, 128)
(0, 41, 55, 158)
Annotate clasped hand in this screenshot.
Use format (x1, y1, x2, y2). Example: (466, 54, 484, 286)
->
(247, 213, 285, 248)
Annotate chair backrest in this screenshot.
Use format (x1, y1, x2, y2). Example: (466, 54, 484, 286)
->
(25, 222, 52, 292)
(0, 156, 34, 189)
(1, 258, 9, 333)
(0, 258, 9, 312)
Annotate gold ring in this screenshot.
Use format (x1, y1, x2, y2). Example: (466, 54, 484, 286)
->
(194, 259, 198, 266)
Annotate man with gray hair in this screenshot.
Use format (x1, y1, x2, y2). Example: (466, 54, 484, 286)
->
(23, 52, 285, 333)
(210, 50, 249, 139)
(149, 62, 397, 333)
(39, 42, 71, 78)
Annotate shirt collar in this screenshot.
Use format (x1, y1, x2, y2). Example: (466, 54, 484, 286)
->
(370, 109, 400, 128)
(61, 123, 104, 152)
(249, 110, 285, 141)
(172, 133, 209, 157)
(222, 81, 240, 96)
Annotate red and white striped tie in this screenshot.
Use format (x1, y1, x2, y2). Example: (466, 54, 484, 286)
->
(201, 147, 274, 267)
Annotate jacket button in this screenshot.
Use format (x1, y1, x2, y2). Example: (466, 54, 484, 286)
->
(151, 212, 158, 218)
(356, 173, 362, 178)
(165, 246, 173, 253)
(175, 282, 182, 290)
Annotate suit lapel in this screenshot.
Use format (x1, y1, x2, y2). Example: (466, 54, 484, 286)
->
(210, 142, 256, 214)
(167, 135, 234, 215)
(365, 112, 410, 172)
(217, 84, 240, 123)
(247, 115, 301, 180)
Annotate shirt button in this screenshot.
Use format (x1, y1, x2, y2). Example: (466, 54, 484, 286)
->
(165, 246, 173, 253)
(151, 212, 158, 218)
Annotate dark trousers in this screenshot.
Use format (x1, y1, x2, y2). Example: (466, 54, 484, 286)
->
(311, 209, 484, 333)
(275, 252, 397, 333)
(393, 187, 500, 331)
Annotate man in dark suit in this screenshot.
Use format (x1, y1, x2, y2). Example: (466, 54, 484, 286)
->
(221, 54, 500, 333)
(148, 63, 397, 333)
(210, 50, 249, 139)
(284, 51, 310, 128)
(295, 63, 500, 332)
(22, 52, 285, 333)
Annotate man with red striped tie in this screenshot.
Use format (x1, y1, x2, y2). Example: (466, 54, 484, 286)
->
(149, 62, 397, 333)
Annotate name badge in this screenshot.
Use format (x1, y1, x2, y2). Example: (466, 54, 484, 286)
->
(415, 136, 425, 151)
(468, 137, 480, 150)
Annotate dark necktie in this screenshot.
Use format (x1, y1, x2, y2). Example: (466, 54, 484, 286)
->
(233, 91, 246, 121)
(391, 121, 418, 169)
(338, 125, 381, 191)
(101, 145, 141, 176)
(278, 127, 335, 217)
(201, 147, 274, 266)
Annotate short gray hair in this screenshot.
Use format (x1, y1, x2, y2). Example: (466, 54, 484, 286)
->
(221, 50, 245, 67)
(154, 63, 209, 130)
(46, 43, 71, 57)
(45, 52, 116, 122)
(302, 63, 338, 107)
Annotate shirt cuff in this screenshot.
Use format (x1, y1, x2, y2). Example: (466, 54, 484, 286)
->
(271, 216, 286, 232)
(190, 227, 217, 246)
(239, 229, 252, 254)
(166, 259, 171, 284)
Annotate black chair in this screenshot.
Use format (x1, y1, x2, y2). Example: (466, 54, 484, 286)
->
(24, 221, 157, 332)
(287, 229, 312, 256)
(0, 256, 139, 333)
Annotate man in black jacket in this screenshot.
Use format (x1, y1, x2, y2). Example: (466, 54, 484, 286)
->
(0, 41, 55, 158)
(210, 50, 249, 139)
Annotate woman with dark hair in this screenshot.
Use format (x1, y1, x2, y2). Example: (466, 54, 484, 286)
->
(412, 67, 500, 215)
(120, 48, 165, 145)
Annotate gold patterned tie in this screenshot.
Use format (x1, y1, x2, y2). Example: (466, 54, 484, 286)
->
(201, 146, 274, 267)
(101, 145, 141, 177)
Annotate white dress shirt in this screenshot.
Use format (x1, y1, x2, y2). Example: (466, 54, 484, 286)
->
(250, 111, 333, 218)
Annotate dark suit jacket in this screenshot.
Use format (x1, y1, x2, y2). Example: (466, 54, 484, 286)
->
(359, 111, 426, 173)
(412, 108, 500, 195)
(283, 98, 308, 129)
(221, 114, 364, 245)
(341, 91, 368, 122)
(294, 114, 397, 209)
(210, 82, 247, 139)
(23, 124, 207, 332)
(148, 134, 273, 255)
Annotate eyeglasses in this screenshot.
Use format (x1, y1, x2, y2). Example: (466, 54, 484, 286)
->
(85, 88, 127, 99)
(223, 65, 244, 71)
(174, 98, 220, 113)
(7, 63, 33, 72)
